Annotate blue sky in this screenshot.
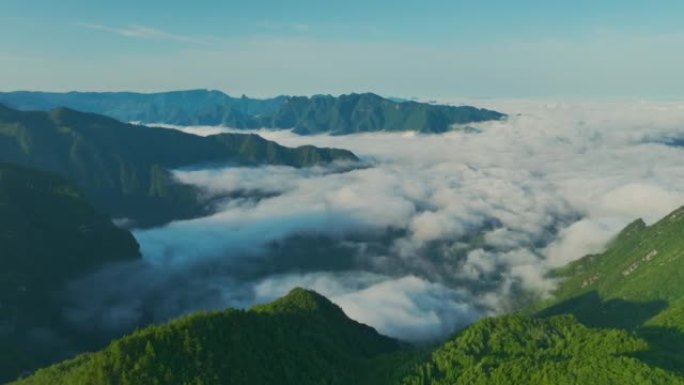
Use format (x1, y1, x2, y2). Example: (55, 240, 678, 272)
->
(2, 0, 684, 98)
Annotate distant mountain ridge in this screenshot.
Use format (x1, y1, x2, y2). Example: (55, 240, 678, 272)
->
(0, 90, 505, 134)
(0, 104, 357, 226)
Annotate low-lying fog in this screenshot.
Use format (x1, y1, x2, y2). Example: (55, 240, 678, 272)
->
(67, 100, 684, 342)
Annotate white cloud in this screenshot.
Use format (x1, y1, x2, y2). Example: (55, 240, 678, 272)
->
(255, 21, 311, 33)
(544, 218, 621, 267)
(5, 31, 684, 97)
(79, 23, 208, 45)
(73, 99, 684, 343)
(253, 272, 479, 342)
(598, 183, 684, 222)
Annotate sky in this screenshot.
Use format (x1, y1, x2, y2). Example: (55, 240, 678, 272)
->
(2, 1, 684, 98)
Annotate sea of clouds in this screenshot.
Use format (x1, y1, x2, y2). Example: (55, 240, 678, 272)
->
(66, 100, 684, 343)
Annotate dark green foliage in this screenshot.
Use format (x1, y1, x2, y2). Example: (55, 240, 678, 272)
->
(15, 291, 684, 385)
(0, 163, 140, 382)
(400, 315, 683, 385)
(0, 90, 505, 134)
(9, 288, 412, 385)
(0, 163, 139, 284)
(0, 104, 357, 226)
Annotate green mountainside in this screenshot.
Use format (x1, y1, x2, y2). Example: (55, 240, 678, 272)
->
(0, 104, 357, 226)
(0, 90, 505, 134)
(0, 163, 140, 382)
(534, 209, 684, 318)
(399, 315, 682, 385)
(9, 288, 411, 385)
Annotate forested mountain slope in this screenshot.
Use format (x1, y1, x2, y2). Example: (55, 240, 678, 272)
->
(0, 163, 140, 382)
(10, 288, 411, 385)
(0, 104, 357, 226)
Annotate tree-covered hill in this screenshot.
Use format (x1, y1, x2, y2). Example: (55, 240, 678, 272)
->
(0, 104, 357, 226)
(9, 288, 412, 385)
(399, 315, 683, 385)
(0, 90, 505, 134)
(0, 163, 140, 382)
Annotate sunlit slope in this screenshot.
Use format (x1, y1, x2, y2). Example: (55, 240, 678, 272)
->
(528, 206, 684, 374)
(539, 208, 684, 317)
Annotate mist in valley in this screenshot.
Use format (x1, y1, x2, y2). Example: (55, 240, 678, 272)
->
(65, 99, 684, 342)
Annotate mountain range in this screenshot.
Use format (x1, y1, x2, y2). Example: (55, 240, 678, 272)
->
(0, 104, 357, 227)
(0, 90, 505, 135)
(1, 102, 683, 384)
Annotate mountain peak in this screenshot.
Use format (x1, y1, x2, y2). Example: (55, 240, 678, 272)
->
(658, 205, 684, 224)
(47, 106, 125, 130)
(48, 105, 78, 116)
(48, 105, 95, 120)
(10, 287, 403, 385)
(615, 218, 647, 240)
(252, 287, 346, 318)
(0, 102, 20, 119)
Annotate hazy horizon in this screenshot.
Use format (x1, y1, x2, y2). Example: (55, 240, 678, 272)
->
(3, 1, 684, 99)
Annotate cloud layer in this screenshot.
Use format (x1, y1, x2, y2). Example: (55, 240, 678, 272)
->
(67, 100, 684, 342)
(79, 23, 208, 45)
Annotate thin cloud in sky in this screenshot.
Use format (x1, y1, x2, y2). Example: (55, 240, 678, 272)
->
(6, 27, 684, 97)
(256, 20, 311, 33)
(79, 23, 210, 45)
(1, 2, 682, 96)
